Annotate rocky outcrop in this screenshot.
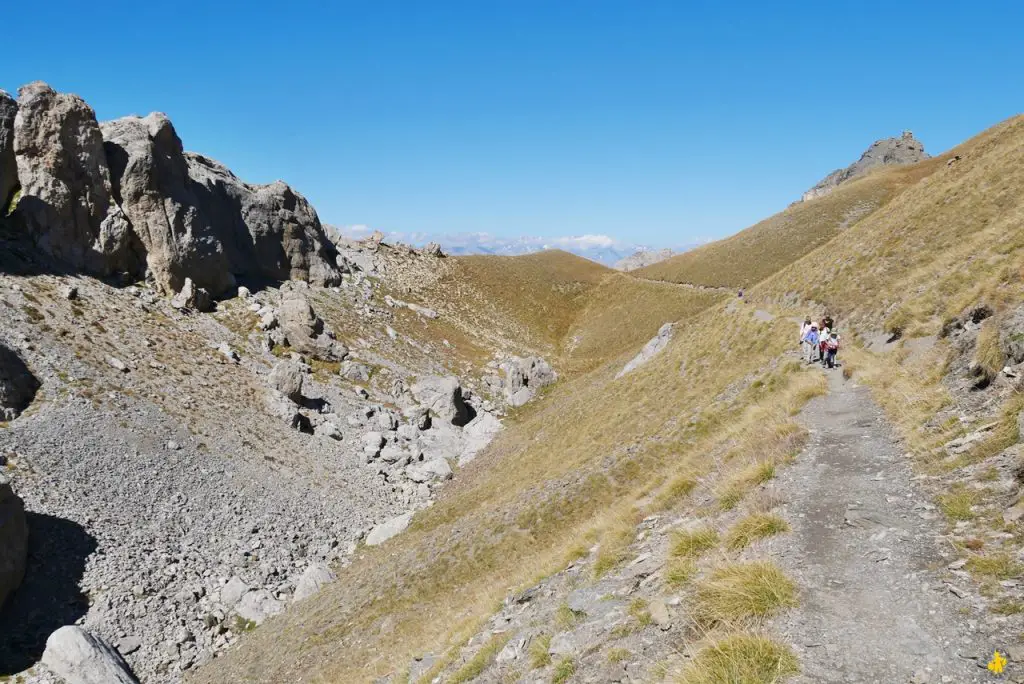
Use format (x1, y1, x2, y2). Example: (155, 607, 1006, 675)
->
(292, 563, 336, 603)
(0, 90, 17, 210)
(101, 114, 235, 295)
(277, 286, 348, 360)
(13, 82, 139, 276)
(269, 361, 304, 403)
(410, 376, 473, 426)
(802, 130, 928, 202)
(0, 342, 40, 420)
(185, 153, 342, 289)
(5, 82, 342, 297)
(614, 248, 675, 271)
(616, 322, 675, 378)
(41, 625, 139, 684)
(0, 475, 27, 611)
(501, 356, 557, 408)
(365, 511, 413, 546)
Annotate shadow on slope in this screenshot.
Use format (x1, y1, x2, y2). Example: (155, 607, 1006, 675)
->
(0, 512, 97, 674)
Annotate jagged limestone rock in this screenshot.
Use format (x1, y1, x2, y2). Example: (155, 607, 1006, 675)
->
(802, 130, 928, 202)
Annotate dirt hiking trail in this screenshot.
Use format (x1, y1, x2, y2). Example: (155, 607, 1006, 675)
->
(771, 369, 1002, 683)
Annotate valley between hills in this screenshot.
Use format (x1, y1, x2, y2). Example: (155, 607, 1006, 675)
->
(2, 82, 1024, 684)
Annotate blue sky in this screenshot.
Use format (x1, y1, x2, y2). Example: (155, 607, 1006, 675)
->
(4, 1, 1022, 246)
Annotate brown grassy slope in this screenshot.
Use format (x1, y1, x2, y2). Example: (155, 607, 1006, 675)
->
(636, 158, 943, 289)
(392, 249, 610, 364)
(192, 116, 1024, 684)
(755, 114, 1024, 335)
(561, 273, 726, 374)
(189, 299, 808, 684)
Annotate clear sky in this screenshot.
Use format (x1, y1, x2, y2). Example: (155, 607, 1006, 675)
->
(4, 1, 1022, 245)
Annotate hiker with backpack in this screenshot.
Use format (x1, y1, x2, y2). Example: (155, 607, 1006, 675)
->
(824, 331, 840, 368)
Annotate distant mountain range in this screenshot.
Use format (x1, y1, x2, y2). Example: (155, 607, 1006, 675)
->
(328, 225, 697, 268)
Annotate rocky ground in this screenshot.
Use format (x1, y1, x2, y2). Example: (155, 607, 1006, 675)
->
(0, 239, 556, 682)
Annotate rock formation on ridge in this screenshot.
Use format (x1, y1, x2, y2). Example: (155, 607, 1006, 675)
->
(802, 130, 928, 202)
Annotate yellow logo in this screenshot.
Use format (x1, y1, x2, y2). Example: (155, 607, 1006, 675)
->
(988, 650, 1008, 675)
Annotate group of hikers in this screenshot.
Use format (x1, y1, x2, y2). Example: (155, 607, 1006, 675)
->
(800, 316, 841, 369)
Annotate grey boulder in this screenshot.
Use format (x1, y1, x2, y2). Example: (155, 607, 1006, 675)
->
(292, 563, 336, 603)
(0, 342, 40, 421)
(41, 626, 139, 684)
(235, 590, 284, 625)
(405, 458, 453, 483)
(410, 375, 472, 426)
(616, 322, 674, 379)
(269, 361, 304, 403)
(365, 512, 413, 546)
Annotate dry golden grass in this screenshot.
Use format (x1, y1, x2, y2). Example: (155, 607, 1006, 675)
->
(195, 115, 1024, 684)
(678, 633, 799, 684)
(449, 632, 513, 684)
(637, 159, 942, 289)
(725, 513, 790, 550)
(693, 561, 798, 626)
(669, 527, 719, 559)
(974, 320, 1005, 384)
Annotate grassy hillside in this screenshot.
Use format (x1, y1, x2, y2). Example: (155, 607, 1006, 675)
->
(636, 158, 943, 289)
(192, 116, 1024, 684)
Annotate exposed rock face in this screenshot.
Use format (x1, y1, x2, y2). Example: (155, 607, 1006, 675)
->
(614, 248, 675, 271)
(410, 376, 473, 426)
(6, 82, 342, 297)
(41, 626, 139, 684)
(0, 476, 27, 610)
(501, 356, 557, 407)
(0, 90, 17, 209)
(185, 153, 342, 289)
(13, 82, 138, 275)
(292, 563, 336, 603)
(0, 342, 40, 420)
(101, 114, 234, 295)
(365, 511, 413, 546)
(802, 130, 928, 202)
(616, 322, 675, 378)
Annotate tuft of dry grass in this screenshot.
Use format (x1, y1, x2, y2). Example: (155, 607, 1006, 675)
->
(551, 657, 576, 684)
(679, 633, 799, 684)
(665, 558, 698, 588)
(693, 562, 798, 626)
(725, 513, 790, 550)
(973, 320, 1005, 384)
(529, 634, 553, 669)
(670, 527, 719, 560)
(449, 632, 513, 684)
(966, 553, 1023, 579)
(937, 486, 980, 521)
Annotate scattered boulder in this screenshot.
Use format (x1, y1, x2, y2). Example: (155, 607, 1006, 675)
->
(339, 360, 371, 382)
(279, 287, 347, 360)
(365, 512, 414, 546)
(411, 375, 473, 426)
(315, 421, 343, 441)
(292, 563, 336, 603)
(616, 322, 674, 379)
(268, 361, 304, 403)
(0, 476, 27, 610)
(500, 356, 557, 406)
(423, 241, 444, 257)
(220, 576, 249, 609)
(217, 342, 240, 363)
(460, 413, 503, 465)
(41, 626, 139, 684)
(170, 277, 213, 312)
(235, 590, 284, 625)
(406, 458, 453, 483)
(0, 342, 40, 420)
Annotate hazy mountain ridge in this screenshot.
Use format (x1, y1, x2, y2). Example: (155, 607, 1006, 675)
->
(329, 225, 697, 267)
